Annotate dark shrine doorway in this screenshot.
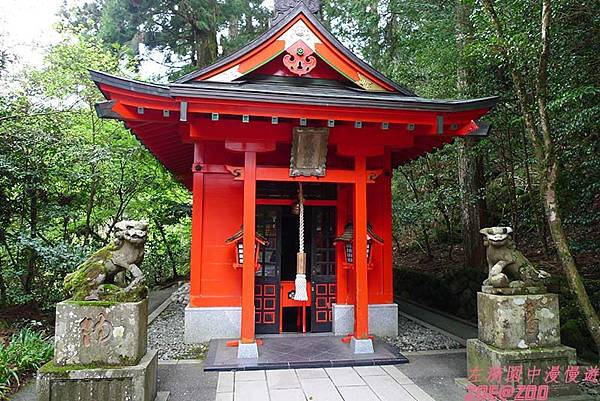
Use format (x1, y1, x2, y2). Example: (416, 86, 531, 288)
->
(254, 183, 337, 334)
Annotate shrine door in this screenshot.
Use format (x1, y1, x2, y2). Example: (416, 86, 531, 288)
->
(255, 207, 281, 334)
(309, 207, 337, 333)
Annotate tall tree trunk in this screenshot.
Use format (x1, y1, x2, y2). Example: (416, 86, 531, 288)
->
(24, 181, 37, 293)
(456, 1, 486, 270)
(153, 218, 178, 279)
(400, 167, 433, 260)
(483, 0, 600, 359)
(498, 129, 519, 240)
(0, 255, 6, 306)
(520, 127, 550, 256)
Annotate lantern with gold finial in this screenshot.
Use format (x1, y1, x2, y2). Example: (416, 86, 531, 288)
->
(225, 225, 268, 272)
(334, 222, 384, 270)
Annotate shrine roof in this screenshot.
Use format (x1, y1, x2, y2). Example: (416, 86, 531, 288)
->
(173, 3, 413, 94)
(88, 3, 498, 191)
(90, 70, 497, 113)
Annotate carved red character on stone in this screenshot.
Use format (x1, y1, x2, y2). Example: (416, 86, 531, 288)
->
(283, 40, 317, 76)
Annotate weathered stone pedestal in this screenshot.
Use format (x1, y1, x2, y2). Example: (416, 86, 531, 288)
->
(465, 292, 582, 398)
(37, 299, 167, 401)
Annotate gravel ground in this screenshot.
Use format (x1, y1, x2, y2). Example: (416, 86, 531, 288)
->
(148, 302, 208, 360)
(384, 314, 464, 352)
(150, 298, 462, 360)
(580, 379, 600, 399)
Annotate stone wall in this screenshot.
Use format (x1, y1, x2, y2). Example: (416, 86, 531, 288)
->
(393, 268, 485, 321)
(393, 268, 600, 361)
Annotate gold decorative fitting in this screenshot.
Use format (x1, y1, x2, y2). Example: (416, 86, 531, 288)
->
(356, 73, 384, 91)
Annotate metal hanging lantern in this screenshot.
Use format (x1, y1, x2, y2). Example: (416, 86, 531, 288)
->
(225, 225, 268, 270)
(291, 201, 301, 216)
(334, 222, 383, 268)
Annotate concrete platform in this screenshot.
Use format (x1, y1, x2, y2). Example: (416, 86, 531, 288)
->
(204, 335, 408, 371)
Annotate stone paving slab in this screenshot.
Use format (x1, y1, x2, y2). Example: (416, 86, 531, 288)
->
(157, 360, 218, 401)
(205, 335, 407, 371)
(213, 364, 443, 400)
(10, 353, 467, 401)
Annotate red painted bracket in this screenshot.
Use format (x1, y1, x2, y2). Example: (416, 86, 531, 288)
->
(225, 339, 264, 348)
(341, 334, 374, 344)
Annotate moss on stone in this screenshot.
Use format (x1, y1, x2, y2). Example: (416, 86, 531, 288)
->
(39, 360, 126, 376)
(65, 300, 119, 307)
(63, 244, 115, 300)
(118, 355, 138, 365)
(62, 242, 147, 303)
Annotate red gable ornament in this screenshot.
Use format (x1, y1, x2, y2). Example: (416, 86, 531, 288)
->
(283, 40, 317, 76)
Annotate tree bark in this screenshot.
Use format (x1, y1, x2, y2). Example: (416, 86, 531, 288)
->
(483, 0, 600, 359)
(520, 127, 550, 256)
(0, 255, 6, 306)
(24, 180, 37, 293)
(458, 138, 487, 269)
(399, 167, 433, 259)
(456, 1, 486, 270)
(153, 217, 178, 280)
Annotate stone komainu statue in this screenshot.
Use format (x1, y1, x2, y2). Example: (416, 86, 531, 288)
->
(480, 226, 550, 290)
(64, 220, 149, 302)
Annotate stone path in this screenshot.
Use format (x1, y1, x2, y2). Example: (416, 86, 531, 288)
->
(395, 298, 477, 345)
(214, 365, 436, 401)
(148, 283, 180, 314)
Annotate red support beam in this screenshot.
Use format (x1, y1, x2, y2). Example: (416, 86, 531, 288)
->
(353, 155, 369, 339)
(222, 165, 381, 184)
(241, 151, 257, 344)
(187, 119, 416, 148)
(382, 149, 394, 302)
(189, 142, 204, 307)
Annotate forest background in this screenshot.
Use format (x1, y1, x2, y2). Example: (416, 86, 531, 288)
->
(0, 0, 598, 372)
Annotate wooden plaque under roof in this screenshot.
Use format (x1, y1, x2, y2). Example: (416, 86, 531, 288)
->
(290, 127, 329, 177)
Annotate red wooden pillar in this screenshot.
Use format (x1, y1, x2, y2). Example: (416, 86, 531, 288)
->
(241, 151, 257, 344)
(382, 148, 394, 302)
(189, 141, 204, 307)
(336, 185, 349, 304)
(353, 155, 369, 339)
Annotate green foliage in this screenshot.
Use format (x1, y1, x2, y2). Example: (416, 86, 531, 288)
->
(325, 0, 598, 356)
(0, 35, 190, 310)
(58, 0, 271, 76)
(0, 327, 53, 399)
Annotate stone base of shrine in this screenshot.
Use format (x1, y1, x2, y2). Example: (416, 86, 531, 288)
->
(466, 339, 579, 397)
(332, 303, 398, 337)
(37, 350, 166, 401)
(184, 306, 241, 343)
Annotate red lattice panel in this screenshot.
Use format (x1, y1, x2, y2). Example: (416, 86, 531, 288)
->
(314, 283, 336, 323)
(255, 283, 277, 327)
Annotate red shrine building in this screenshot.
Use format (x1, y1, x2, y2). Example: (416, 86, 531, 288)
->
(91, 1, 496, 357)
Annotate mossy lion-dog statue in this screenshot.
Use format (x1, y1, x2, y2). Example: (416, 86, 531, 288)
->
(64, 220, 149, 302)
(480, 226, 550, 289)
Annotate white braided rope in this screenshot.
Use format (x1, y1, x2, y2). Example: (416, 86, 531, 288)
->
(299, 190, 304, 253)
(294, 183, 308, 301)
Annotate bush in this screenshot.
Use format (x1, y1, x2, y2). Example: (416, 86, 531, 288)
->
(0, 328, 53, 399)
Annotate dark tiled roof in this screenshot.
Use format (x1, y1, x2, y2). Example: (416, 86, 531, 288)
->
(334, 223, 384, 244)
(90, 70, 498, 113)
(225, 226, 268, 245)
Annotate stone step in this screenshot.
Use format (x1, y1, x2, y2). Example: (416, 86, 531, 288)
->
(155, 391, 170, 401)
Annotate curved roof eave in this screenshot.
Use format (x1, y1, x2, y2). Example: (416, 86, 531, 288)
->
(90, 70, 498, 114)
